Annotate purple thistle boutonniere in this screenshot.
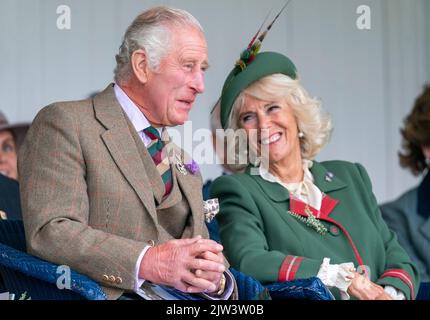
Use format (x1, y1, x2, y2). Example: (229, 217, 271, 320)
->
(185, 160, 199, 175)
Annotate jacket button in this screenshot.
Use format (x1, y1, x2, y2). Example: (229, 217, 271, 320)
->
(115, 277, 123, 284)
(329, 226, 340, 236)
(102, 275, 109, 281)
(109, 275, 116, 282)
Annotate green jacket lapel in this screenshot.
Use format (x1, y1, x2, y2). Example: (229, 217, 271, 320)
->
(245, 166, 290, 202)
(309, 161, 347, 194)
(245, 161, 348, 203)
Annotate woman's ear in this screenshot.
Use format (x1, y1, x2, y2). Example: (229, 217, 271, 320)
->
(130, 49, 150, 84)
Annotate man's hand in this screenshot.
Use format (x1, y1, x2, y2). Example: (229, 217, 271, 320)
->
(347, 272, 393, 300)
(139, 236, 225, 293)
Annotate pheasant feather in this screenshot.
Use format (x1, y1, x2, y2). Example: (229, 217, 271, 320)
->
(236, 0, 293, 71)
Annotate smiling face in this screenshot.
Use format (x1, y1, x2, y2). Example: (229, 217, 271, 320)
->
(238, 94, 302, 167)
(139, 25, 208, 127)
(0, 130, 18, 180)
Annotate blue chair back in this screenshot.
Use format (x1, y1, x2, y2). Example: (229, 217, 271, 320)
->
(0, 220, 105, 300)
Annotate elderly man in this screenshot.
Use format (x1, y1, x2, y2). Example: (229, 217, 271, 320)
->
(19, 6, 236, 300)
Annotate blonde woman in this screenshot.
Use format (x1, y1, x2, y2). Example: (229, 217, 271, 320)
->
(210, 50, 419, 300)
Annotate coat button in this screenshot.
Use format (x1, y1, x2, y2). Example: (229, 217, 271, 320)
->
(115, 277, 123, 284)
(102, 275, 109, 281)
(109, 275, 116, 282)
(329, 225, 340, 236)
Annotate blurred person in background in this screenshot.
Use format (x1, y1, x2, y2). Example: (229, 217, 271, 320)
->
(0, 111, 29, 220)
(380, 85, 430, 300)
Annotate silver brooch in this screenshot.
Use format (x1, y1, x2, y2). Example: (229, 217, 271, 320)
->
(325, 171, 334, 182)
(175, 154, 188, 176)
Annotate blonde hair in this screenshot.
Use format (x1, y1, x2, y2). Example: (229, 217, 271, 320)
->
(225, 73, 332, 168)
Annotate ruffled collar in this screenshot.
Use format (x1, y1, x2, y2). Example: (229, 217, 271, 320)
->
(259, 159, 323, 210)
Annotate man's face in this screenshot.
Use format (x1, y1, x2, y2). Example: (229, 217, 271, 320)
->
(0, 130, 18, 180)
(141, 26, 208, 127)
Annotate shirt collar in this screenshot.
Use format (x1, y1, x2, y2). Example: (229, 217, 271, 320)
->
(113, 83, 162, 136)
(259, 159, 315, 187)
(259, 159, 322, 210)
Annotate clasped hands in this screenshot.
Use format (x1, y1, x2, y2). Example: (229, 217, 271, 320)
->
(139, 235, 226, 294)
(347, 271, 393, 300)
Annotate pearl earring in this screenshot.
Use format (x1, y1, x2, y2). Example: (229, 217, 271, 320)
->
(298, 131, 304, 139)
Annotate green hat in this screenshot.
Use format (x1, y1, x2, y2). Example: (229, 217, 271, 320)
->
(220, 51, 297, 129)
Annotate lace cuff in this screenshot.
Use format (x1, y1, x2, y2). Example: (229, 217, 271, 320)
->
(384, 285, 406, 300)
(317, 258, 355, 300)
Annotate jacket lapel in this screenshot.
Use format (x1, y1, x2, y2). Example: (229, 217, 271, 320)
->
(420, 218, 430, 242)
(309, 161, 347, 195)
(246, 166, 290, 203)
(247, 161, 347, 218)
(309, 162, 346, 218)
(93, 84, 158, 224)
(169, 143, 204, 237)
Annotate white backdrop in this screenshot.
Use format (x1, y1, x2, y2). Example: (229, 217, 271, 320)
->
(0, 0, 429, 203)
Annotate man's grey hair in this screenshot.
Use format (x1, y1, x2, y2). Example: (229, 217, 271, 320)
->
(114, 6, 204, 84)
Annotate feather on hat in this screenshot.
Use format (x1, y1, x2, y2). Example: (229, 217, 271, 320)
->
(219, 0, 297, 129)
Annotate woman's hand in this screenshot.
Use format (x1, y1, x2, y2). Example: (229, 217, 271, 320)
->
(347, 272, 393, 300)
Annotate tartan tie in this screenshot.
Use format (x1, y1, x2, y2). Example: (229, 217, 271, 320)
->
(143, 126, 173, 197)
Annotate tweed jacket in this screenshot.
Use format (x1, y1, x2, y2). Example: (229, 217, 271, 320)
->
(210, 160, 420, 299)
(18, 84, 216, 300)
(380, 172, 430, 282)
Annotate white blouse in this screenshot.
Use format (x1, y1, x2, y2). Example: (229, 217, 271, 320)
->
(258, 160, 405, 300)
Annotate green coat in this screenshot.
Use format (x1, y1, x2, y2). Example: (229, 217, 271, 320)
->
(210, 160, 419, 299)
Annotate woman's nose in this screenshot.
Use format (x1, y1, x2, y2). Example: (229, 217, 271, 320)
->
(258, 114, 271, 129)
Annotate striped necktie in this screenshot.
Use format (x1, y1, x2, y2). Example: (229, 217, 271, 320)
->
(143, 126, 173, 197)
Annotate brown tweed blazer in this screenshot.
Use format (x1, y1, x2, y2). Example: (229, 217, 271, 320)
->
(18, 84, 215, 300)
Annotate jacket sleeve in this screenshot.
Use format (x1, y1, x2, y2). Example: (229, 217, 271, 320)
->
(379, 201, 428, 275)
(18, 104, 148, 293)
(355, 163, 420, 299)
(210, 175, 323, 284)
